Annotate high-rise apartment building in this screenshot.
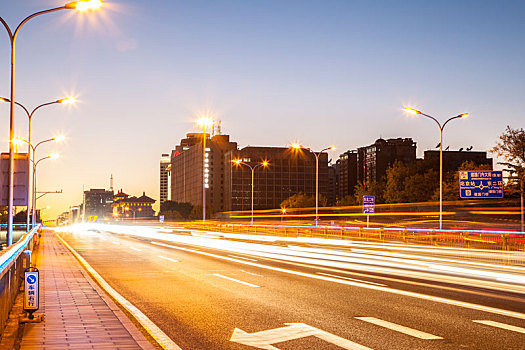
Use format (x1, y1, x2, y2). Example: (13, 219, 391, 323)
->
(337, 150, 358, 199)
(83, 188, 114, 219)
(423, 150, 492, 172)
(170, 133, 237, 212)
(224, 146, 329, 211)
(160, 154, 170, 204)
(357, 138, 416, 183)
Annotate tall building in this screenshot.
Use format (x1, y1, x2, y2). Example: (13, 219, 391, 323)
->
(423, 150, 492, 172)
(160, 154, 171, 204)
(327, 162, 339, 206)
(357, 138, 416, 183)
(170, 133, 237, 212)
(224, 146, 329, 211)
(113, 190, 156, 219)
(83, 188, 114, 219)
(337, 150, 358, 199)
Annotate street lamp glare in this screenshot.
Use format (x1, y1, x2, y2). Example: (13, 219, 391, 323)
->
(0, 97, 10, 103)
(11, 137, 26, 146)
(49, 153, 59, 160)
(232, 159, 242, 165)
(57, 97, 75, 104)
(329, 146, 336, 151)
(54, 135, 66, 142)
(261, 161, 269, 167)
(290, 143, 302, 149)
(404, 107, 421, 115)
(459, 113, 469, 118)
(65, 0, 103, 11)
(197, 115, 214, 128)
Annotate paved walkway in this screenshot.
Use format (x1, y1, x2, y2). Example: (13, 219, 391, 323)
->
(20, 230, 153, 349)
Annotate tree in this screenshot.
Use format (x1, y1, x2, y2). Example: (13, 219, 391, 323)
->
(160, 201, 193, 219)
(491, 126, 525, 183)
(354, 181, 385, 204)
(336, 195, 357, 206)
(281, 193, 326, 209)
(383, 160, 438, 204)
(437, 160, 493, 201)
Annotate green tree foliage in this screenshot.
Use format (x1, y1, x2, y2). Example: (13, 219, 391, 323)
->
(491, 126, 525, 188)
(383, 160, 438, 203)
(354, 181, 385, 204)
(336, 195, 357, 206)
(280, 193, 326, 209)
(189, 205, 215, 220)
(160, 201, 193, 219)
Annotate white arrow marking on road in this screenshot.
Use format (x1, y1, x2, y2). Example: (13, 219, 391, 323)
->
(230, 323, 372, 349)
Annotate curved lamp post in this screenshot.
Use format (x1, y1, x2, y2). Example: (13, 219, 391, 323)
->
(404, 107, 468, 230)
(197, 115, 214, 222)
(232, 159, 269, 225)
(0, 0, 102, 245)
(3, 97, 72, 229)
(291, 143, 335, 226)
(32, 153, 59, 226)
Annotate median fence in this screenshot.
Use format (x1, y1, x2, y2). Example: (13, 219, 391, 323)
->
(0, 226, 40, 332)
(183, 222, 525, 264)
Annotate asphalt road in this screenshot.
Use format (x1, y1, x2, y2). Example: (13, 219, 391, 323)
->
(55, 224, 525, 349)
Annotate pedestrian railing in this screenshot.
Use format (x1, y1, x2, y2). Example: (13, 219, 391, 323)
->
(0, 226, 40, 333)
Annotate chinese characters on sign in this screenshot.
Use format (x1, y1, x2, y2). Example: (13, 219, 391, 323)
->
(24, 269, 39, 311)
(459, 171, 503, 198)
(362, 195, 375, 214)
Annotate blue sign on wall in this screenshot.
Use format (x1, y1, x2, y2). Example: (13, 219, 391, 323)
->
(459, 171, 503, 198)
(362, 195, 375, 214)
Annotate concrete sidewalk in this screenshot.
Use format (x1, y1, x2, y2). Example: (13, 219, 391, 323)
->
(20, 230, 154, 349)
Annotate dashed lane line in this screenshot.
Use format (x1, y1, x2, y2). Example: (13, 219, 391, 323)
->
(355, 317, 443, 340)
(130, 247, 142, 251)
(316, 272, 386, 287)
(228, 254, 258, 262)
(213, 274, 260, 288)
(473, 320, 525, 334)
(158, 255, 179, 263)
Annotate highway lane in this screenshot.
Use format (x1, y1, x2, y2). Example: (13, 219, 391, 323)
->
(54, 224, 525, 349)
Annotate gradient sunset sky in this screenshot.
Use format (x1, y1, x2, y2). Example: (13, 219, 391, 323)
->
(1, 0, 524, 219)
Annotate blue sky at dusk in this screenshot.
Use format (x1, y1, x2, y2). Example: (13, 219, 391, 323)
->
(1, 1, 524, 218)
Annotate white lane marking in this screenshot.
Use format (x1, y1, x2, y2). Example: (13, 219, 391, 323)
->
(473, 320, 525, 334)
(151, 241, 525, 321)
(213, 274, 260, 288)
(228, 254, 258, 262)
(158, 255, 179, 263)
(355, 317, 442, 340)
(317, 272, 386, 286)
(112, 241, 120, 245)
(129, 247, 142, 251)
(231, 323, 372, 350)
(241, 270, 264, 277)
(56, 234, 182, 350)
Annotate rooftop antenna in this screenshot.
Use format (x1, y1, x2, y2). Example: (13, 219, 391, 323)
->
(215, 120, 222, 135)
(110, 174, 114, 192)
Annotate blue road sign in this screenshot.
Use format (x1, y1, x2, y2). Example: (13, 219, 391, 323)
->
(459, 171, 503, 198)
(24, 269, 39, 311)
(362, 195, 375, 214)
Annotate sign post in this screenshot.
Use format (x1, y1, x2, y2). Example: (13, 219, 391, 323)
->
(459, 171, 503, 198)
(24, 267, 39, 320)
(362, 195, 375, 228)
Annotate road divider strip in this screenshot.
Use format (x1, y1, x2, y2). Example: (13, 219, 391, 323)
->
(213, 274, 260, 287)
(56, 233, 182, 350)
(355, 317, 443, 340)
(151, 240, 525, 321)
(473, 320, 525, 334)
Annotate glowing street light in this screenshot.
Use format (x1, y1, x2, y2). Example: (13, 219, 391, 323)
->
(0, 1, 101, 245)
(290, 144, 334, 226)
(404, 107, 469, 229)
(232, 159, 269, 225)
(197, 115, 214, 222)
(2, 97, 72, 229)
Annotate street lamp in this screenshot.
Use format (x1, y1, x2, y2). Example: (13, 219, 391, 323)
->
(291, 143, 335, 226)
(197, 115, 214, 222)
(232, 159, 269, 225)
(124, 206, 141, 223)
(32, 153, 59, 226)
(404, 107, 468, 230)
(13, 136, 64, 227)
(0, 0, 102, 245)
(2, 96, 72, 229)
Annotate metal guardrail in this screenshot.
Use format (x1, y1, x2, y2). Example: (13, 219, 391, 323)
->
(0, 225, 40, 333)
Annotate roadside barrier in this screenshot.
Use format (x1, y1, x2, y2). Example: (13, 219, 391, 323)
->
(0, 225, 41, 332)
